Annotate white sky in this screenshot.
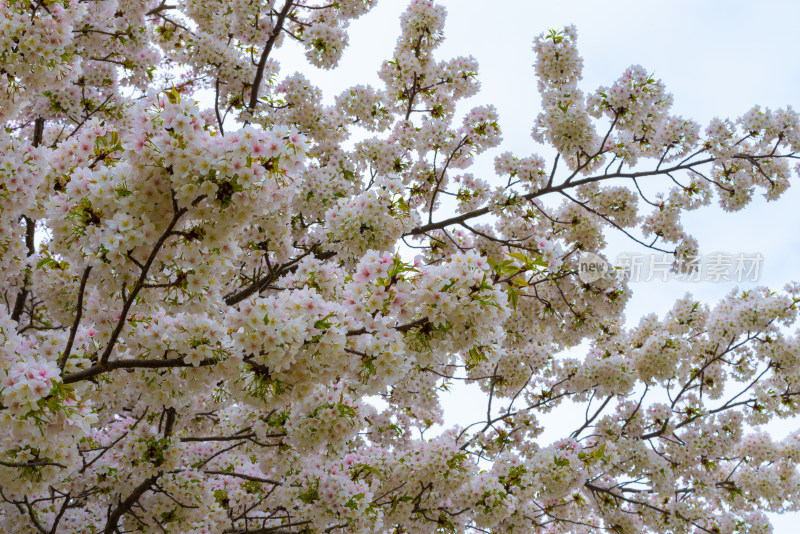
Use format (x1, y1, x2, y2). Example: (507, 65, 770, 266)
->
(273, 1, 800, 529)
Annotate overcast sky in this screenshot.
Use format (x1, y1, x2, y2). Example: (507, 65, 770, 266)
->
(276, 1, 800, 528)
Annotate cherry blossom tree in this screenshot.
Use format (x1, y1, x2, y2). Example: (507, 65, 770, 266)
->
(2, 0, 800, 532)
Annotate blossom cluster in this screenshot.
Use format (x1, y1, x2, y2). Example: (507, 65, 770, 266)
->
(1, 0, 800, 533)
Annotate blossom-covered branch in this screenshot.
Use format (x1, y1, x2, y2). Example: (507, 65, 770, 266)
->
(1, 1, 799, 533)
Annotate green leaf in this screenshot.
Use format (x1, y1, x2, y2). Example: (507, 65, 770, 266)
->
(36, 257, 58, 270)
(165, 87, 181, 104)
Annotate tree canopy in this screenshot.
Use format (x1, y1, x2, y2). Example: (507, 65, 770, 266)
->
(1, 0, 800, 532)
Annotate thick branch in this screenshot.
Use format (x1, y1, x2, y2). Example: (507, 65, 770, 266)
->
(9, 215, 35, 322)
(103, 474, 160, 534)
(103, 408, 176, 533)
(62, 356, 217, 384)
(10, 118, 44, 323)
(224, 248, 334, 306)
(247, 0, 294, 112)
(99, 207, 187, 365)
(59, 265, 92, 372)
(403, 158, 718, 238)
(224, 521, 313, 534)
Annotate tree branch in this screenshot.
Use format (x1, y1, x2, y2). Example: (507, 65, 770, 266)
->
(10, 117, 44, 324)
(59, 265, 92, 372)
(99, 207, 187, 365)
(62, 355, 218, 384)
(247, 0, 294, 113)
